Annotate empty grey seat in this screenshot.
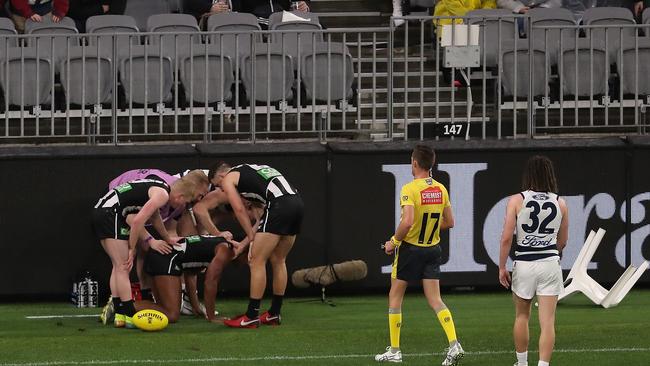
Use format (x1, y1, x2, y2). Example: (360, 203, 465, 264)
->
(0, 47, 54, 107)
(147, 14, 201, 62)
(0, 17, 18, 47)
(180, 47, 234, 104)
(207, 12, 262, 60)
(25, 17, 79, 64)
(240, 46, 294, 103)
(208, 12, 262, 60)
(582, 7, 635, 63)
(300, 42, 354, 102)
(466, 9, 518, 68)
(59, 46, 113, 106)
(124, 0, 170, 33)
(86, 15, 139, 59)
(119, 46, 174, 105)
(528, 8, 577, 65)
(618, 38, 650, 95)
(501, 40, 549, 98)
(560, 39, 608, 97)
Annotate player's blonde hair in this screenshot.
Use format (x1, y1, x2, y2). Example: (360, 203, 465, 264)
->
(171, 170, 208, 198)
(522, 155, 558, 193)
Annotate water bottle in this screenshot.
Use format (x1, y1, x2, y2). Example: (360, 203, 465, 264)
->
(78, 279, 88, 307)
(88, 278, 99, 308)
(71, 282, 79, 307)
(290, 1, 299, 11)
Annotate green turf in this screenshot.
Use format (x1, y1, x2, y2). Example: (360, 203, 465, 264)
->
(1, 290, 649, 365)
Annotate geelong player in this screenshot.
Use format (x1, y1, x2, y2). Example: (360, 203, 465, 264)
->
(375, 144, 464, 366)
(498, 155, 568, 366)
(92, 174, 205, 328)
(222, 164, 304, 328)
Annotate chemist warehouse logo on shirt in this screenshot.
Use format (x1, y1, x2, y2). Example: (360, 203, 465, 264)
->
(420, 187, 442, 205)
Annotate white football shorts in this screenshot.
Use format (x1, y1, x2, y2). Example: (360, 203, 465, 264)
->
(511, 259, 563, 300)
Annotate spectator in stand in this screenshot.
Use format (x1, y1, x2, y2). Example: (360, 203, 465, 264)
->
(623, 0, 649, 22)
(434, 0, 495, 86)
(185, 0, 310, 29)
(10, 0, 69, 32)
(67, 0, 126, 32)
(1, 0, 8, 18)
(498, 0, 561, 14)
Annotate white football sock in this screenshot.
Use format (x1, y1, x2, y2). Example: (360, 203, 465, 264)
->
(538, 361, 549, 366)
(516, 351, 528, 365)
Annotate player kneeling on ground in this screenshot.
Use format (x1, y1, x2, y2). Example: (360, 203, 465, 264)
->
(136, 234, 234, 323)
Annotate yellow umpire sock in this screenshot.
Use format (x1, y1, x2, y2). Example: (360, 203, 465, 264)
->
(436, 308, 458, 345)
(388, 308, 402, 351)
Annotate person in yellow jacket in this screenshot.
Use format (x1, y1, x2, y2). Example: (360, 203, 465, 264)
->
(433, 0, 496, 34)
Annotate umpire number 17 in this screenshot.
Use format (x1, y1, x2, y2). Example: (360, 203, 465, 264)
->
(418, 212, 441, 245)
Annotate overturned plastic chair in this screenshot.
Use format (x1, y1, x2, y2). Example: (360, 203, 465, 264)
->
(559, 228, 649, 308)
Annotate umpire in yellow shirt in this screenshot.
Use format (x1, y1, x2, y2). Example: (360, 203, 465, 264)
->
(375, 144, 464, 366)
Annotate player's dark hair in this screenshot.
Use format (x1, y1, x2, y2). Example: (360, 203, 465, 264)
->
(412, 144, 435, 172)
(522, 155, 558, 193)
(208, 161, 231, 180)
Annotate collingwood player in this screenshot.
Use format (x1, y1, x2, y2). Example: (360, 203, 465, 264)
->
(221, 164, 304, 328)
(498, 155, 569, 366)
(92, 175, 205, 328)
(375, 144, 464, 366)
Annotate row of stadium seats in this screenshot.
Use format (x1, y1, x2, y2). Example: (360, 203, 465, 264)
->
(466, 7, 650, 68)
(0, 42, 354, 110)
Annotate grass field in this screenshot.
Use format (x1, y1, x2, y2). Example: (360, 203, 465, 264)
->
(1, 290, 649, 366)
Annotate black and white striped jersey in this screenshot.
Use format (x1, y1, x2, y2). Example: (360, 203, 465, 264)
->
(515, 190, 563, 262)
(229, 164, 297, 205)
(94, 179, 170, 218)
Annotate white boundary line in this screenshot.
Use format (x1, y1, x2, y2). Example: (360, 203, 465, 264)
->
(2, 348, 649, 366)
(25, 315, 100, 319)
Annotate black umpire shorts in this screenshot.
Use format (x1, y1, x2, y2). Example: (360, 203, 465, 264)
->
(258, 194, 304, 236)
(392, 242, 442, 281)
(92, 207, 130, 241)
(145, 249, 184, 277)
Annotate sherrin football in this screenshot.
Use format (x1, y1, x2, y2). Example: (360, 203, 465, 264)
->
(133, 309, 169, 331)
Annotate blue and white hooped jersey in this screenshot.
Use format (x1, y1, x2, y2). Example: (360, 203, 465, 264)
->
(515, 190, 562, 262)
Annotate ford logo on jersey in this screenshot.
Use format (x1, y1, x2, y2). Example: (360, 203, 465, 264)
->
(532, 193, 549, 200)
(521, 234, 553, 247)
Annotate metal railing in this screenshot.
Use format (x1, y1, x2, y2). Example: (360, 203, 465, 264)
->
(2, 16, 650, 145)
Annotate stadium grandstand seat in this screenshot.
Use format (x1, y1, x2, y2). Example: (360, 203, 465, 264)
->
(0, 47, 54, 108)
(207, 12, 262, 59)
(528, 8, 576, 65)
(582, 7, 635, 63)
(59, 47, 113, 107)
(118, 46, 174, 105)
(86, 15, 140, 60)
(466, 9, 517, 68)
(0, 17, 17, 46)
(561, 39, 608, 98)
(240, 46, 294, 104)
(643, 7, 650, 26)
(618, 38, 650, 96)
(167, 0, 183, 13)
(300, 42, 354, 103)
(124, 0, 170, 34)
(500, 40, 549, 99)
(269, 11, 322, 71)
(147, 14, 201, 63)
(180, 48, 234, 105)
(25, 17, 78, 64)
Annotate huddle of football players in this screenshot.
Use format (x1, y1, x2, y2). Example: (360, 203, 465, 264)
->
(93, 162, 303, 329)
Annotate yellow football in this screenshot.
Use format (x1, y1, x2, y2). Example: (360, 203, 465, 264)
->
(132, 309, 168, 331)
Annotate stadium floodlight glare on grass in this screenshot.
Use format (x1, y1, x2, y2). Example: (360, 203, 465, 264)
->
(559, 228, 649, 308)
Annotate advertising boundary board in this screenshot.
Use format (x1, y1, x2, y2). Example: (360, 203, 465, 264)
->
(0, 138, 648, 298)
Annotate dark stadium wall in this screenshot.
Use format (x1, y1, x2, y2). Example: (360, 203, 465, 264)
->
(0, 139, 648, 298)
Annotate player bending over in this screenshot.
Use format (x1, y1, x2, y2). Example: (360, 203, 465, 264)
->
(499, 155, 568, 366)
(375, 144, 464, 366)
(92, 174, 205, 328)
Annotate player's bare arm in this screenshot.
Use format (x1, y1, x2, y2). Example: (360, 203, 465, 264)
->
(498, 194, 522, 288)
(193, 189, 232, 239)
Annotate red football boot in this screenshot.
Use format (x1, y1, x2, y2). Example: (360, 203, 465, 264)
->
(223, 314, 259, 328)
(259, 311, 281, 326)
